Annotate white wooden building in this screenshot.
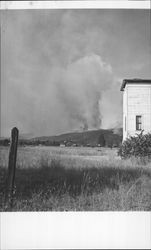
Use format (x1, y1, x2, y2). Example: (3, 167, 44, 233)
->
(120, 79, 151, 141)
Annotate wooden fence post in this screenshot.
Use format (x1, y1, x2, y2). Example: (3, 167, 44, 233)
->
(5, 127, 19, 210)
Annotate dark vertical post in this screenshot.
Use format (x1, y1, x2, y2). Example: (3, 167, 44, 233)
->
(5, 127, 19, 210)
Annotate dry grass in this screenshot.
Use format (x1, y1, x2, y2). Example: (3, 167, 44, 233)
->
(0, 146, 151, 211)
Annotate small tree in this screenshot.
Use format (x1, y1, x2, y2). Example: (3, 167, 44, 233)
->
(98, 134, 106, 147)
(118, 131, 151, 159)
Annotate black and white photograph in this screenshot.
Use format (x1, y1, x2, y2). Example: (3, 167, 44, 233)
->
(0, 0, 151, 248)
(1, 1, 151, 212)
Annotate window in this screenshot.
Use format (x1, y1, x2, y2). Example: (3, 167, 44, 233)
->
(136, 115, 142, 130)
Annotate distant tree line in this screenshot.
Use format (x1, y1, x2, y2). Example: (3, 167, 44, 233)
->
(0, 132, 122, 148)
(98, 133, 122, 148)
(0, 139, 10, 146)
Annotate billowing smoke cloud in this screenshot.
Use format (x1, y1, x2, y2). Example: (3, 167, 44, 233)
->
(2, 53, 122, 136)
(55, 54, 114, 131)
(38, 53, 122, 135)
(1, 10, 132, 137)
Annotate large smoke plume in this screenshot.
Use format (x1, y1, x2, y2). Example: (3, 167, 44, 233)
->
(55, 53, 116, 131)
(2, 53, 122, 136)
(1, 10, 125, 137)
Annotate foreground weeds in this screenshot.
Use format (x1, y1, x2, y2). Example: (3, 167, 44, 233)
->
(0, 155, 151, 211)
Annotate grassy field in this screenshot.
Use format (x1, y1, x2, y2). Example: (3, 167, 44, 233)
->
(0, 146, 151, 211)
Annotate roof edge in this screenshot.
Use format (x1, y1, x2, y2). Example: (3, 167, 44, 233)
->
(120, 79, 151, 91)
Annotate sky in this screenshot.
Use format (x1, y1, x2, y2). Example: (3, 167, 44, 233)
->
(1, 9, 151, 137)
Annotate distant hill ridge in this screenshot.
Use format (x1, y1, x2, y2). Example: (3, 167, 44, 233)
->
(0, 128, 122, 147)
(31, 128, 123, 147)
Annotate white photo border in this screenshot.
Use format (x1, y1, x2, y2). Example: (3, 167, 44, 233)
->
(0, 1, 151, 249)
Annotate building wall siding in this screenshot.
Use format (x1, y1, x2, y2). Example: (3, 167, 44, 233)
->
(123, 84, 151, 140)
(123, 85, 128, 140)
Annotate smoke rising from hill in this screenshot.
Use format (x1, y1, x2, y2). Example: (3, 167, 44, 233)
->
(2, 51, 122, 136)
(4, 9, 151, 136)
(26, 55, 120, 135)
(54, 53, 119, 132)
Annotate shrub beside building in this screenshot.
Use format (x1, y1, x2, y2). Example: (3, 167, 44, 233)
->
(118, 131, 151, 159)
